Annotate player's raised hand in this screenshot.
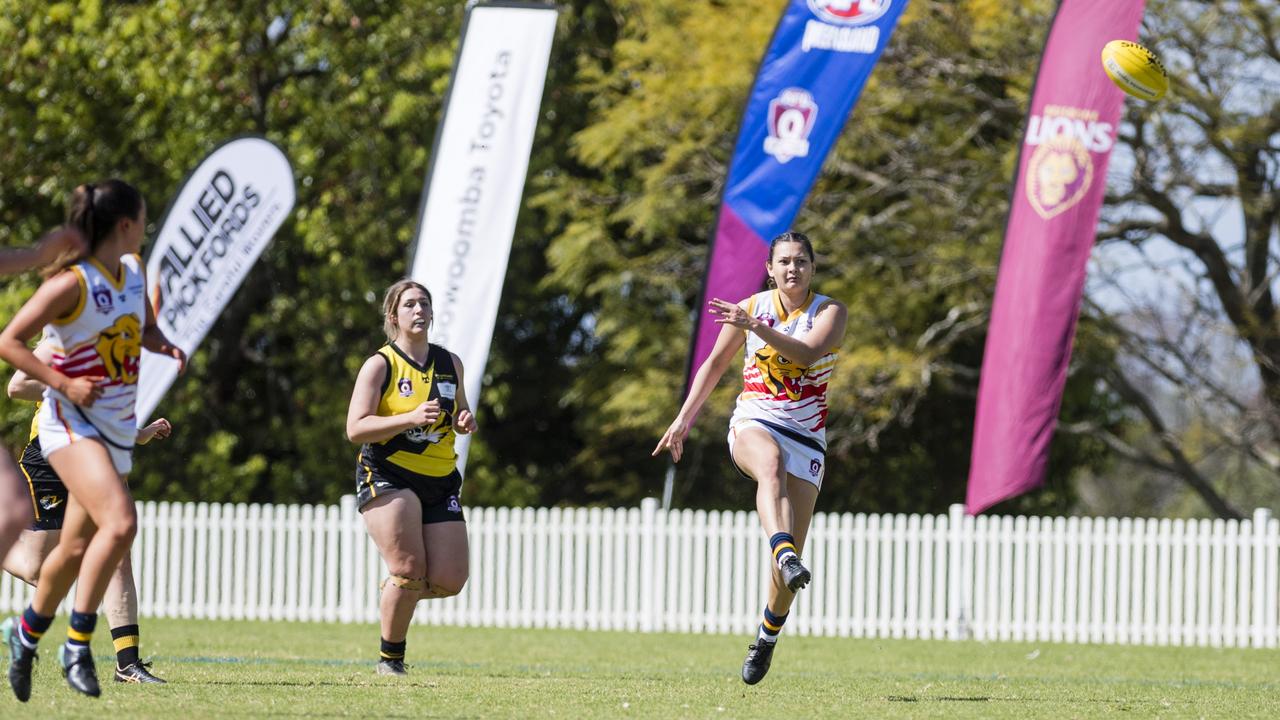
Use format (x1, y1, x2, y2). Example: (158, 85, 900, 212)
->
(652, 416, 691, 462)
(708, 298, 752, 329)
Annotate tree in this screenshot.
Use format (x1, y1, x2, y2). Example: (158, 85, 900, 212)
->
(1077, 0, 1279, 519)
(533, 0, 1121, 514)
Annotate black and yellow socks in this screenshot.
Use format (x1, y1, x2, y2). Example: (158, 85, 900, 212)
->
(380, 638, 406, 663)
(112, 624, 141, 669)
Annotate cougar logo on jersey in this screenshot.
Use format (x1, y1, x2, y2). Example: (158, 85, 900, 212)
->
(753, 346, 806, 401)
(94, 314, 141, 384)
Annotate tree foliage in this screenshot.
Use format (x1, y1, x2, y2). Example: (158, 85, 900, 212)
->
(1080, 0, 1280, 518)
(0, 0, 1262, 517)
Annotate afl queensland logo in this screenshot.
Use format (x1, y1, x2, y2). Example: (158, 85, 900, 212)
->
(397, 377, 413, 397)
(764, 88, 818, 164)
(807, 0, 891, 25)
(92, 285, 114, 314)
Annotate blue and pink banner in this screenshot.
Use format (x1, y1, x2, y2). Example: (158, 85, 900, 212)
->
(966, 0, 1146, 514)
(688, 0, 909, 381)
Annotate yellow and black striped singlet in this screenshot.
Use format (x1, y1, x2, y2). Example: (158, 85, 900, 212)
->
(358, 343, 459, 480)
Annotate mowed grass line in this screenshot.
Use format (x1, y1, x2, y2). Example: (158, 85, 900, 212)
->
(0, 617, 1276, 718)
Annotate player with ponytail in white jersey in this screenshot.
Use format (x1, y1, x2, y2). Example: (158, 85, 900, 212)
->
(0, 179, 185, 701)
(654, 231, 847, 686)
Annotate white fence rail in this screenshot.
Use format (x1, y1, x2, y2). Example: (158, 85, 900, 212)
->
(2, 499, 1277, 647)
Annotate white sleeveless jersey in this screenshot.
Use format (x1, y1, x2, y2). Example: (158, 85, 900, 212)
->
(42, 253, 146, 449)
(729, 290, 839, 450)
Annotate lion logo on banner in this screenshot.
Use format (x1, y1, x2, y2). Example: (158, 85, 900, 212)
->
(753, 346, 807, 401)
(94, 314, 142, 384)
(1025, 133, 1094, 220)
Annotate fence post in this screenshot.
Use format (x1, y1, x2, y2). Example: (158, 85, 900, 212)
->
(340, 494, 358, 623)
(640, 498, 658, 632)
(947, 503, 968, 640)
(1253, 507, 1271, 647)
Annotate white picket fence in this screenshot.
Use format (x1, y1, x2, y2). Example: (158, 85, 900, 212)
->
(2, 498, 1277, 647)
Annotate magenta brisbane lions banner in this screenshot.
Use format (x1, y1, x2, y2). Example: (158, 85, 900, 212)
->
(966, 0, 1146, 514)
(687, 0, 908, 382)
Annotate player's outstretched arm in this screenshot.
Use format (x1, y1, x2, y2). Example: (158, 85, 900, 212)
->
(0, 226, 86, 276)
(653, 315, 746, 463)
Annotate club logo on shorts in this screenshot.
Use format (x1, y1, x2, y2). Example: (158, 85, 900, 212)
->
(764, 88, 818, 164)
(397, 377, 413, 397)
(39, 494, 63, 510)
(807, 0, 891, 25)
(92, 285, 114, 314)
(447, 495, 461, 513)
(810, 459, 823, 477)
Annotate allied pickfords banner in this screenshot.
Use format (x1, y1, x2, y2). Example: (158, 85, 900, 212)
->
(409, 1, 558, 470)
(967, 0, 1146, 513)
(688, 0, 909, 383)
(135, 136, 296, 424)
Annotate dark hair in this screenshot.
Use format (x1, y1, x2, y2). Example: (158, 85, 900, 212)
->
(45, 179, 144, 276)
(382, 279, 433, 341)
(66, 179, 144, 251)
(769, 231, 815, 263)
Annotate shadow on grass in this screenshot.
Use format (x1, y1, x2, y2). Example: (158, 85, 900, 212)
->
(888, 695, 991, 702)
(185, 679, 437, 689)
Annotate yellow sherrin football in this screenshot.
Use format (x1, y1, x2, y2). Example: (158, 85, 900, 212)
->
(1101, 40, 1169, 101)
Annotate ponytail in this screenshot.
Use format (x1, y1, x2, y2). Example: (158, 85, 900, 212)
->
(48, 178, 143, 276)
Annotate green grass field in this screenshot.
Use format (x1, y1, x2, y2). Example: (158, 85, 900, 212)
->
(0, 617, 1276, 718)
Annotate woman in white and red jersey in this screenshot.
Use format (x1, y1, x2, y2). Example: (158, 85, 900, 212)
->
(654, 231, 847, 687)
(0, 228, 88, 583)
(0, 180, 185, 701)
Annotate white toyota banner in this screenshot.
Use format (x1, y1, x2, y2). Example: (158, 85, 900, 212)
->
(410, 1, 558, 470)
(135, 136, 296, 424)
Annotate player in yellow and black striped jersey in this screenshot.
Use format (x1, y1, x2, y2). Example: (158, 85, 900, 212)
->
(354, 342, 464, 521)
(346, 279, 478, 677)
